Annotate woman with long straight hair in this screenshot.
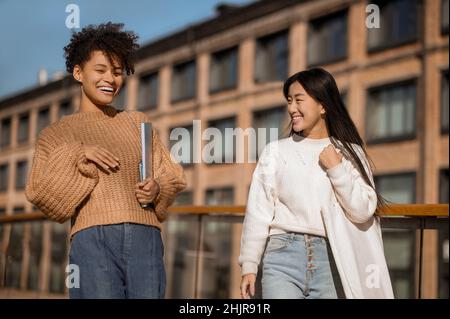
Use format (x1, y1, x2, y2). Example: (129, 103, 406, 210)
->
(239, 67, 393, 299)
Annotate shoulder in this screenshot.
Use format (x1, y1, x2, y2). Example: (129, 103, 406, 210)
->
(37, 119, 72, 143)
(125, 110, 150, 123)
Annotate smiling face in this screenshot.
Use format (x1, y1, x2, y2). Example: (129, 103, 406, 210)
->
(73, 50, 124, 110)
(287, 81, 328, 137)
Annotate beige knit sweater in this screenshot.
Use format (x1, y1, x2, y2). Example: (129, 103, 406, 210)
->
(25, 105, 186, 237)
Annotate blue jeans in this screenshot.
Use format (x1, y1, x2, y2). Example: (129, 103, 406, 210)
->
(68, 223, 166, 299)
(261, 233, 344, 299)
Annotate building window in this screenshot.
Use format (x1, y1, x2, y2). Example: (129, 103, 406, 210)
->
(171, 60, 196, 103)
(374, 173, 416, 204)
(5, 207, 26, 290)
(367, 0, 419, 52)
(0, 207, 5, 247)
(341, 91, 348, 109)
(0, 117, 12, 149)
(442, 0, 449, 34)
(206, 117, 236, 164)
(18, 113, 29, 144)
(366, 80, 416, 143)
(200, 188, 234, 298)
(205, 187, 234, 205)
(15, 160, 28, 190)
(382, 228, 416, 299)
(252, 107, 287, 158)
(37, 107, 50, 135)
(210, 47, 238, 93)
(440, 169, 449, 203)
(58, 99, 73, 118)
(27, 222, 43, 291)
(442, 70, 449, 133)
(0, 163, 8, 192)
(138, 73, 158, 110)
(255, 30, 288, 83)
(169, 125, 194, 166)
(114, 82, 127, 110)
(439, 169, 449, 299)
(307, 9, 348, 66)
(5, 222, 24, 289)
(376, 172, 416, 298)
(173, 191, 194, 206)
(49, 223, 68, 294)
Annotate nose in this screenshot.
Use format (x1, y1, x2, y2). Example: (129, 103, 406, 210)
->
(287, 102, 296, 115)
(103, 70, 114, 83)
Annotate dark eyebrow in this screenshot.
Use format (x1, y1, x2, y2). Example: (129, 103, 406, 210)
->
(294, 93, 305, 97)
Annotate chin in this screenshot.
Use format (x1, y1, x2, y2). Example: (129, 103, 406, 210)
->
(94, 97, 114, 106)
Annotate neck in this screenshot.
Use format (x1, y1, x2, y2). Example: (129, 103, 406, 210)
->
(301, 123, 329, 139)
(78, 88, 107, 113)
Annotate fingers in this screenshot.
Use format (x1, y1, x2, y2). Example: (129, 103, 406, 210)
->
(95, 152, 119, 169)
(97, 147, 120, 162)
(137, 178, 156, 189)
(249, 281, 255, 297)
(84, 145, 120, 171)
(88, 155, 112, 171)
(240, 275, 256, 299)
(135, 189, 156, 196)
(95, 147, 119, 166)
(240, 281, 249, 299)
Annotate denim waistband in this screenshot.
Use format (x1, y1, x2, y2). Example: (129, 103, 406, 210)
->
(271, 232, 327, 244)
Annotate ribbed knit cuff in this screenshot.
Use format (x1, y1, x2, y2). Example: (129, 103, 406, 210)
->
(241, 262, 258, 276)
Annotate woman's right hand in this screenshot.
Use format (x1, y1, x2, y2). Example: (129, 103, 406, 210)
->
(83, 145, 120, 171)
(240, 273, 256, 299)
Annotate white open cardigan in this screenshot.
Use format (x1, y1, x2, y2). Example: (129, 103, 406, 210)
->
(239, 138, 394, 299)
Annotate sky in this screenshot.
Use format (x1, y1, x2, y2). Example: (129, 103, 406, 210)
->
(0, 0, 251, 100)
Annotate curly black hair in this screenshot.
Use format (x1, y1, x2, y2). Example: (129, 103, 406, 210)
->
(64, 22, 139, 75)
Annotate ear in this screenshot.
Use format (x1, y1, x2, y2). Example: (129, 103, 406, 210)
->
(320, 104, 326, 115)
(73, 65, 82, 83)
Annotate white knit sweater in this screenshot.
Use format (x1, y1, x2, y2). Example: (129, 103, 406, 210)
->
(239, 134, 377, 276)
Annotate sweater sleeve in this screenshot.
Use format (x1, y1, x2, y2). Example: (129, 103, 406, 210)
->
(238, 142, 278, 276)
(25, 127, 99, 223)
(152, 130, 187, 222)
(326, 144, 377, 224)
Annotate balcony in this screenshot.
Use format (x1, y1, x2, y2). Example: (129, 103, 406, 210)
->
(0, 204, 448, 299)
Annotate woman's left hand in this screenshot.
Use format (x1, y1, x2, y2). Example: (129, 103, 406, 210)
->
(319, 144, 343, 170)
(135, 178, 160, 205)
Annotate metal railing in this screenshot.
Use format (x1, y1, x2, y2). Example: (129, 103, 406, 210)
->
(0, 204, 448, 298)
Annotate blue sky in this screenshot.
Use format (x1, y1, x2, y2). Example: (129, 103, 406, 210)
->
(0, 0, 251, 100)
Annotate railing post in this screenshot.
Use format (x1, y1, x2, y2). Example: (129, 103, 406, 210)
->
(194, 214, 204, 299)
(418, 217, 424, 299)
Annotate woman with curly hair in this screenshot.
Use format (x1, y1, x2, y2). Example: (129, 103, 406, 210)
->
(25, 22, 186, 299)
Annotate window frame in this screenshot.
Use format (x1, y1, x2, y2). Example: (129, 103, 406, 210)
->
(365, 78, 417, 145)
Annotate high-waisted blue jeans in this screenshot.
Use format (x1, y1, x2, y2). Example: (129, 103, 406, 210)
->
(262, 233, 344, 299)
(68, 223, 165, 299)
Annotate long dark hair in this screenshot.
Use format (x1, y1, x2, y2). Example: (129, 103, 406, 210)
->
(283, 67, 387, 215)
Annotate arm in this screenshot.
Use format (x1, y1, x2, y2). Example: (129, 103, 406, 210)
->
(25, 128, 99, 223)
(326, 145, 377, 224)
(238, 143, 278, 276)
